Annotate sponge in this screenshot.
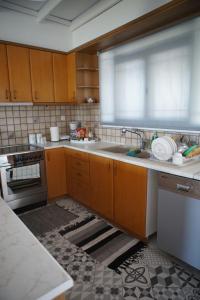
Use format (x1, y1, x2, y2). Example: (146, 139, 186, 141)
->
(127, 148, 141, 157)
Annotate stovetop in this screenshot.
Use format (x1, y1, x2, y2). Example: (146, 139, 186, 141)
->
(0, 144, 43, 156)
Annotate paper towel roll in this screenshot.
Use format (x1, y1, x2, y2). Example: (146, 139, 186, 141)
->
(50, 127, 60, 142)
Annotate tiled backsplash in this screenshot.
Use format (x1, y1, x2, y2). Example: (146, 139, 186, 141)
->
(70, 104, 200, 147)
(0, 103, 200, 147)
(0, 105, 71, 146)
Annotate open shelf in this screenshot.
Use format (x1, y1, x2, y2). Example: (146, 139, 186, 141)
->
(77, 67, 99, 71)
(77, 85, 99, 89)
(75, 52, 99, 103)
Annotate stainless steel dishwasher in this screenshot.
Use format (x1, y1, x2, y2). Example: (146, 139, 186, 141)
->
(157, 172, 200, 270)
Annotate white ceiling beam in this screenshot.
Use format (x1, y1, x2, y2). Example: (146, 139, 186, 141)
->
(47, 15, 71, 26)
(0, 0, 37, 16)
(70, 0, 122, 31)
(36, 0, 63, 23)
(0, 0, 70, 26)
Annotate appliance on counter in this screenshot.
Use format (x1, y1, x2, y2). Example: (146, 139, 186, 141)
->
(69, 121, 81, 140)
(50, 126, 60, 142)
(0, 144, 47, 211)
(157, 172, 200, 269)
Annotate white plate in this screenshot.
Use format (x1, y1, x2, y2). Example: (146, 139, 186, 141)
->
(151, 137, 173, 161)
(163, 136, 177, 153)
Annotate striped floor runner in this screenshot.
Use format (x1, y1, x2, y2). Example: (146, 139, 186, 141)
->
(59, 215, 145, 272)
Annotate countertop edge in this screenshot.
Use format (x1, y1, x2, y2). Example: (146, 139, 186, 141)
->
(0, 198, 74, 300)
(43, 142, 200, 180)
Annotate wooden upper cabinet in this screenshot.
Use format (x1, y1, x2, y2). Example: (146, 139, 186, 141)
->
(0, 44, 10, 102)
(90, 155, 113, 220)
(7, 45, 32, 102)
(66, 52, 99, 103)
(53, 53, 69, 103)
(66, 53, 76, 103)
(113, 161, 147, 238)
(45, 148, 67, 200)
(30, 49, 54, 103)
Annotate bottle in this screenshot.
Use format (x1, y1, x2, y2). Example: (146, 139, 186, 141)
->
(151, 131, 158, 144)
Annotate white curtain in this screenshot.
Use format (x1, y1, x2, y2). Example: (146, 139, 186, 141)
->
(100, 16, 200, 131)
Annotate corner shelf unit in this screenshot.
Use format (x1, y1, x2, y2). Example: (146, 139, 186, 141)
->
(76, 53, 99, 103)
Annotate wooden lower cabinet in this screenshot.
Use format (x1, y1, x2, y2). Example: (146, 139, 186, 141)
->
(113, 161, 147, 238)
(66, 149, 90, 206)
(45, 148, 67, 200)
(46, 148, 149, 238)
(89, 154, 113, 220)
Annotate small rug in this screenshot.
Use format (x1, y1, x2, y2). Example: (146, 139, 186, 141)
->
(19, 203, 77, 235)
(59, 212, 146, 274)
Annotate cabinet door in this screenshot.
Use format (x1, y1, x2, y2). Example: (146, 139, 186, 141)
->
(7, 45, 32, 102)
(30, 49, 54, 103)
(53, 53, 69, 103)
(66, 53, 76, 103)
(90, 155, 113, 220)
(45, 148, 67, 200)
(65, 148, 73, 195)
(114, 161, 147, 238)
(68, 149, 90, 205)
(0, 44, 10, 102)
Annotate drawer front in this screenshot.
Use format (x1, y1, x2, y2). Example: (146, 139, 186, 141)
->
(158, 172, 200, 200)
(71, 157, 90, 175)
(70, 177, 90, 205)
(71, 168, 90, 184)
(70, 150, 89, 161)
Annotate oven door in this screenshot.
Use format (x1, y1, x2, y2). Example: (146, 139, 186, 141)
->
(0, 160, 47, 205)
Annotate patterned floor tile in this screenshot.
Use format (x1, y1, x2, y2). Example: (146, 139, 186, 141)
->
(93, 263, 123, 286)
(20, 198, 200, 300)
(118, 264, 151, 288)
(183, 287, 200, 300)
(148, 265, 181, 287)
(66, 259, 96, 284)
(67, 282, 94, 300)
(133, 247, 174, 266)
(37, 230, 62, 248)
(56, 197, 94, 220)
(175, 264, 200, 288)
(123, 286, 154, 299)
(92, 284, 124, 300)
(152, 287, 185, 300)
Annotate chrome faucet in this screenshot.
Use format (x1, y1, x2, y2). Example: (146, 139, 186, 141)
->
(121, 128, 145, 149)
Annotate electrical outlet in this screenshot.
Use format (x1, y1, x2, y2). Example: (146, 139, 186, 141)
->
(61, 116, 66, 121)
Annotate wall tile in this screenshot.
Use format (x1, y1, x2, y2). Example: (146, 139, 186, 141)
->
(0, 103, 200, 147)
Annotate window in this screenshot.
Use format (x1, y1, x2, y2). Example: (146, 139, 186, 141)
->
(100, 17, 200, 132)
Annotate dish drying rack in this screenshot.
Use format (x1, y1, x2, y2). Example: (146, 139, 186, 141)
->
(150, 152, 200, 167)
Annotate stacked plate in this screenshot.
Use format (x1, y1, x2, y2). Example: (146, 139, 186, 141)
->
(151, 136, 177, 161)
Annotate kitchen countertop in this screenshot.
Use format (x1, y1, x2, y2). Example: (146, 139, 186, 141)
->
(44, 141, 200, 180)
(0, 198, 73, 300)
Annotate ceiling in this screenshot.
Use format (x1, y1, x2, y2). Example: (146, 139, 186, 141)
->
(0, 0, 121, 29)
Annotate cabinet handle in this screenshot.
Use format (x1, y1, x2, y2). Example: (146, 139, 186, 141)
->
(176, 184, 191, 192)
(5, 89, 9, 100)
(47, 153, 50, 162)
(13, 90, 17, 99)
(113, 164, 117, 176)
(34, 91, 38, 100)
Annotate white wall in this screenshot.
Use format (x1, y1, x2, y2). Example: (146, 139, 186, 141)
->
(0, 0, 171, 51)
(72, 0, 171, 48)
(0, 8, 72, 51)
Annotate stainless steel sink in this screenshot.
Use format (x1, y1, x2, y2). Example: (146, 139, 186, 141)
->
(100, 145, 132, 154)
(100, 145, 151, 159)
